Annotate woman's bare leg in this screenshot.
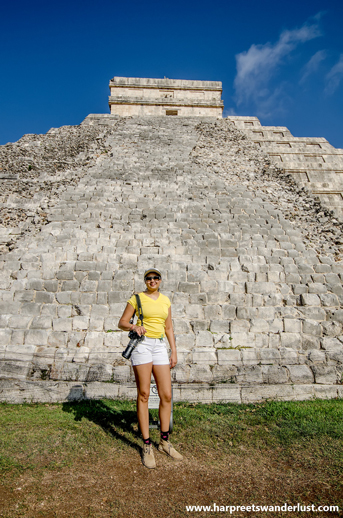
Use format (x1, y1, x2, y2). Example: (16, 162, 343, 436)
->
(152, 364, 172, 432)
(133, 363, 153, 439)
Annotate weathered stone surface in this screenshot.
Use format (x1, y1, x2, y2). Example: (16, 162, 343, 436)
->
(261, 365, 289, 384)
(189, 364, 213, 383)
(217, 348, 242, 366)
(259, 349, 281, 364)
(192, 348, 217, 364)
(306, 350, 326, 364)
(302, 335, 321, 351)
(241, 384, 316, 403)
(280, 333, 302, 350)
(86, 364, 113, 382)
(284, 319, 302, 333)
(112, 365, 131, 382)
(108, 77, 223, 117)
(303, 320, 322, 336)
(236, 365, 263, 384)
(5, 344, 36, 362)
(311, 365, 338, 384)
(0, 330, 12, 345)
(322, 321, 342, 337)
(246, 282, 276, 294)
(24, 330, 49, 346)
(300, 294, 321, 306)
(328, 309, 343, 323)
(321, 337, 342, 351)
(286, 365, 314, 384)
(0, 113, 342, 403)
(195, 331, 214, 347)
(326, 350, 343, 363)
(313, 385, 340, 399)
(0, 359, 32, 380)
(211, 364, 237, 382)
(171, 364, 191, 383)
(241, 349, 260, 365)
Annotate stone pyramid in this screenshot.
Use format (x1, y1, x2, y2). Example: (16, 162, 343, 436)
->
(0, 115, 342, 403)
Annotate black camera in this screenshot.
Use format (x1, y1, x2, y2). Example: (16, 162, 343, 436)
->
(122, 330, 144, 360)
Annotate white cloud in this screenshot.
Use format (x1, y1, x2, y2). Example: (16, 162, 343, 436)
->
(234, 19, 322, 112)
(325, 54, 343, 95)
(223, 107, 237, 117)
(300, 50, 327, 83)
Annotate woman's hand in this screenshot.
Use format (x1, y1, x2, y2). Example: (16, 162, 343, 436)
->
(118, 304, 146, 336)
(132, 324, 146, 337)
(169, 351, 177, 369)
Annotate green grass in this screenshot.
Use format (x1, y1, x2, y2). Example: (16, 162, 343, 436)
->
(0, 398, 342, 476)
(0, 399, 138, 474)
(1, 399, 342, 518)
(175, 398, 343, 446)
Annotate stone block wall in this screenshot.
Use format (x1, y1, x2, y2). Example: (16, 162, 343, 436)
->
(109, 77, 223, 117)
(0, 115, 342, 403)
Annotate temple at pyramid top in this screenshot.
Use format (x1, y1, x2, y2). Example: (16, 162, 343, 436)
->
(108, 76, 224, 117)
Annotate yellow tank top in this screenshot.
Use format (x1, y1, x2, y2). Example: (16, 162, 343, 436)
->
(127, 292, 171, 339)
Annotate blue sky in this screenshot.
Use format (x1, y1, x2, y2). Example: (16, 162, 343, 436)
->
(1, 0, 343, 148)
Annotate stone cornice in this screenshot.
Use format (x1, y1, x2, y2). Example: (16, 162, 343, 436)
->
(108, 97, 224, 108)
(109, 77, 222, 92)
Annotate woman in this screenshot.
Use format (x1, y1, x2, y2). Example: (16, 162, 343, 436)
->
(118, 268, 183, 469)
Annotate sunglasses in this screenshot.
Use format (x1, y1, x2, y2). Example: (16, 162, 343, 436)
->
(145, 276, 161, 281)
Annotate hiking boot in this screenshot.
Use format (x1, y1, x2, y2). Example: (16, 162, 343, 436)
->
(158, 439, 183, 460)
(142, 443, 156, 469)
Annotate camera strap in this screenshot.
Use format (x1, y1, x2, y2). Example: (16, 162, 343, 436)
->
(135, 294, 144, 327)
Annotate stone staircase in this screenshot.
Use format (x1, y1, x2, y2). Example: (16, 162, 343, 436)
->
(0, 115, 342, 403)
(228, 116, 343, 220)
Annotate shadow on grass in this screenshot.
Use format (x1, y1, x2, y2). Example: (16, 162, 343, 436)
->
(62, 385, 141, 453)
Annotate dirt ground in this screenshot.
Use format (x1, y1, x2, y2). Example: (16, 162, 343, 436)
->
(1, 442, 341, 518)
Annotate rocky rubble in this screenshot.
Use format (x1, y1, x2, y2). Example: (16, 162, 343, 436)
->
(191, 119, 343, 260)
(0, 123, 115, 253)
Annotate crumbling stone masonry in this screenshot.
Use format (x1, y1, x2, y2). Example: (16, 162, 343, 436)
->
(229, 116, 343, 221)
(0, 114, 342, 403)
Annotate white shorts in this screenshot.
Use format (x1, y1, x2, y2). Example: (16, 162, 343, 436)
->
(131, 336, 169, 366)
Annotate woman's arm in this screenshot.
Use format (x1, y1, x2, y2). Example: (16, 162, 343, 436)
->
(165, 307, 177, 369)
(118, 303, 146, 337)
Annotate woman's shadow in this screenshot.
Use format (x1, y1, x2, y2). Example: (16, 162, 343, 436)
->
(62, 385, 142, 453)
